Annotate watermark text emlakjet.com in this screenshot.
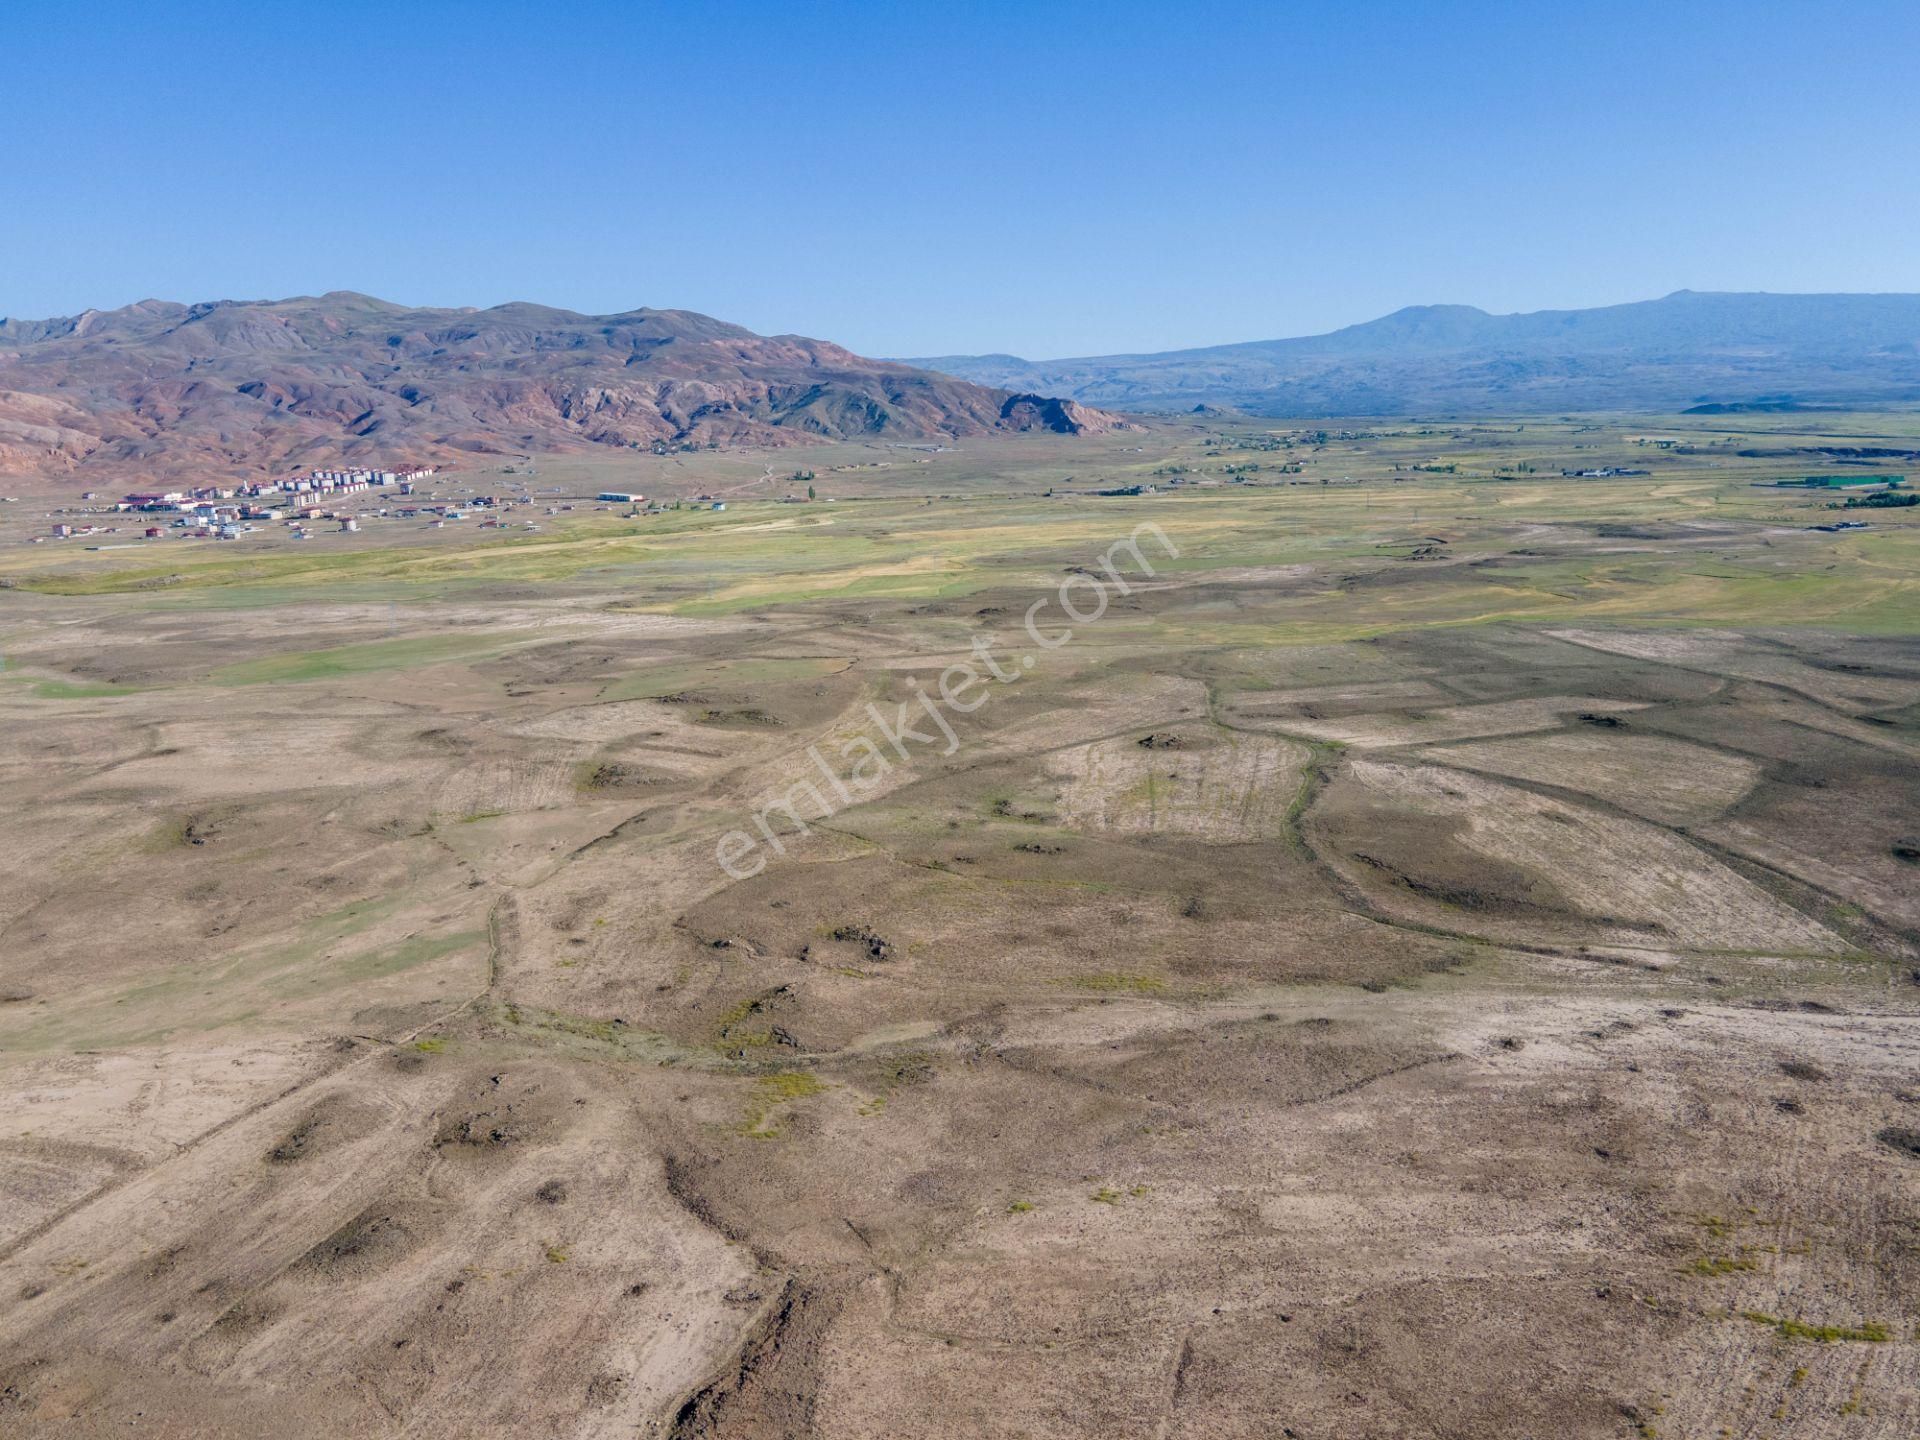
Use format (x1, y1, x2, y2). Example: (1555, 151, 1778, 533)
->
(715, 522, 1179, 879)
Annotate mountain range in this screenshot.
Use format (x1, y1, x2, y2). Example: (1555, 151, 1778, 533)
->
(8, 290, 1918, 483)
(0, 293, 1121, 481)
(906, 291, 1920, 416)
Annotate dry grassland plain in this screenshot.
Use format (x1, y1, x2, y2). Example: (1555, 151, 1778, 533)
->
(1, 411, 1918, 1438)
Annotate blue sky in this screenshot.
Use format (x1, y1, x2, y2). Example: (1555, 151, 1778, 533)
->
(4, 0, 1916, 357)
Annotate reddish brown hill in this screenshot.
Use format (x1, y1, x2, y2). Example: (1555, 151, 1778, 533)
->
(0, 293, 1124, 481)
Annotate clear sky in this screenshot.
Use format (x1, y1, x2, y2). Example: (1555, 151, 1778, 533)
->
(4, 0, 1916, 358)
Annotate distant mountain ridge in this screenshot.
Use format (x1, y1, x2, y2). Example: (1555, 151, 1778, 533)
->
(906, 291, 1920, 415)
(0, 292, 1122, 480)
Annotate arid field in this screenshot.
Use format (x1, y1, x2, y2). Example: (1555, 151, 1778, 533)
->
(2, 413, 1918, 1438)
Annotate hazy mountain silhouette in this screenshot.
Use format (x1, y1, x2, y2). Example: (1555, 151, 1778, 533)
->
(907, 292, 1920, 415)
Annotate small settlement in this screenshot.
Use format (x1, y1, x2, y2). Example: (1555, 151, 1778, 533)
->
(32, 467, 732, 547)
(113, 468, 440, 539)
(20, 466, 572, 546)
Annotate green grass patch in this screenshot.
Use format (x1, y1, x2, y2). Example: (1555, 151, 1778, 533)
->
(205, 632, 529, 686)
(0, 895, 484, 1053)
(0, 673, 146, 699)
(598, 654, 848, 701)
(272, 929, 484, 996)
(738, 1071, 829, 1138)
(1069, 973, 1167, 994)
(1685, 1254, 1759, 1276)
(1741, 1312, 1890, 1343)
